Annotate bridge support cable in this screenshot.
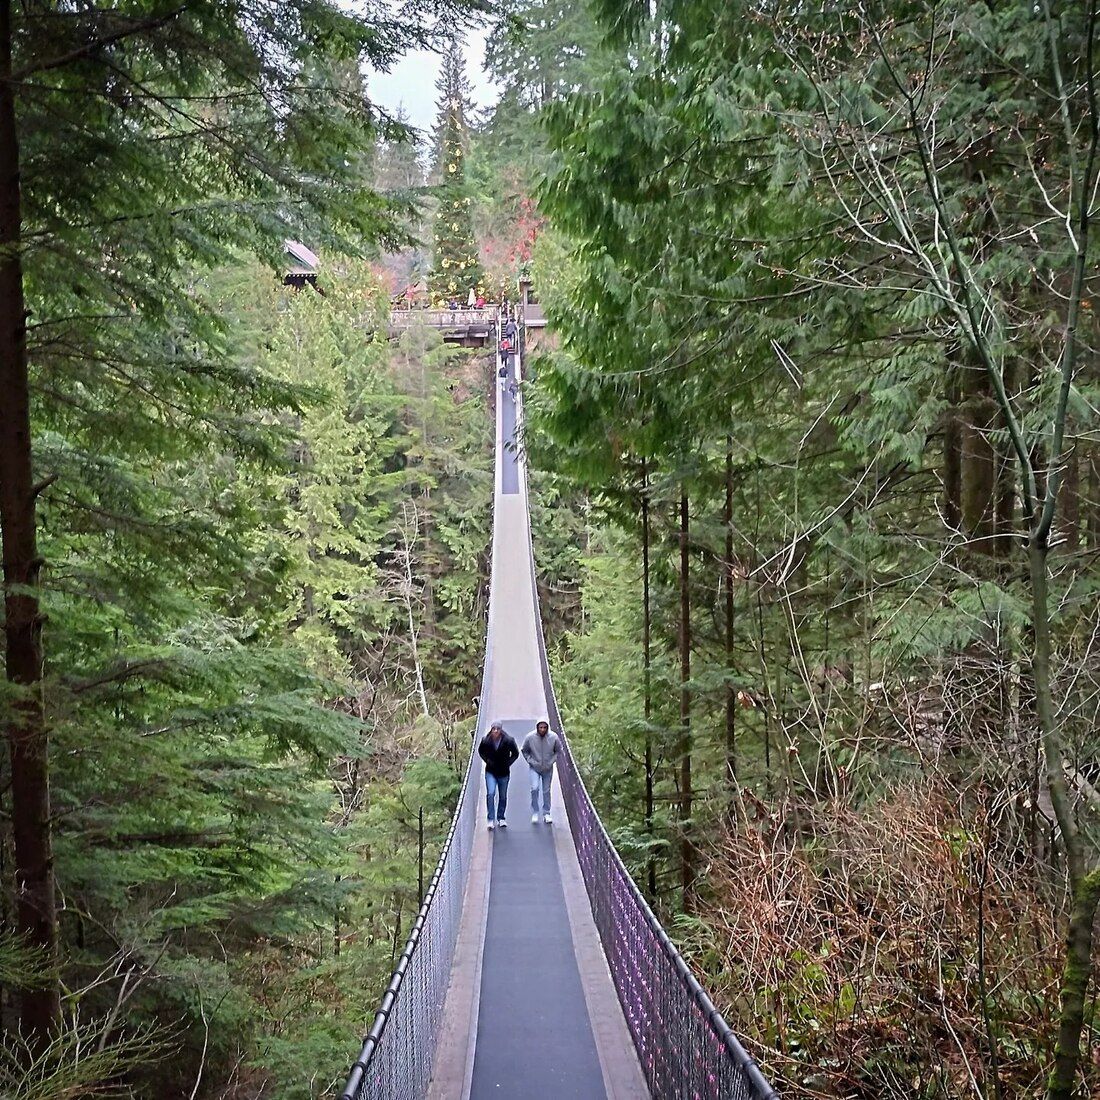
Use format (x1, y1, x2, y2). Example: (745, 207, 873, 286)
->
(338, 313, 507, 1100)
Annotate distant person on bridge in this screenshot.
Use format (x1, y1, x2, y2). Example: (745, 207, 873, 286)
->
(522, 720, 561, 824)
(478, 722, 519, 831)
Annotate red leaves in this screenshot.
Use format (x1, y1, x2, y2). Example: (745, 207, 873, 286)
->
(481, 192, 545, 278)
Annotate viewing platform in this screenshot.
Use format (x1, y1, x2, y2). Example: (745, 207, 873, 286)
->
(388, 307, 496, 346)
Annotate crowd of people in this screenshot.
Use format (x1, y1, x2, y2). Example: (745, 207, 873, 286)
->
(477, 721, 561, 829)
(393, 283, 500, 310)
(498, 312, 520, 398)
(445, 290, 488, 310)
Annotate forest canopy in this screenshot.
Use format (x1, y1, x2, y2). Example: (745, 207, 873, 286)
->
(2, 0, 1100, 1098)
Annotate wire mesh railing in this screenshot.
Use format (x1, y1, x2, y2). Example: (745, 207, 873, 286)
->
(338, 313, 509, 1100)
(553, 739, 778, 1099)
(538, 661, 778, 1098)
(518, 409, 777, 1098)
(338, 744, 479, 1100)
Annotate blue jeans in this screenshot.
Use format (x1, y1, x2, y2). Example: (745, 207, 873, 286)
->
(529, 769, 552, 814)
(485, 773, 509, 821)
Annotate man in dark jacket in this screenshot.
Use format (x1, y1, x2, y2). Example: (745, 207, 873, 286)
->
(478, 722, 519, 830)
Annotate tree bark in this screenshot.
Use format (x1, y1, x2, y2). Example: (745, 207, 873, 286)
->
(1088, 446, 1100, 551)
(0, 0, 61, 1042)
(641, 459, 656, 902)
(1060, 443, 1080, 554)
(678, 489, 695, 910)
(724, 439, 737, 821)
(1034, 537, 1099, 1100)
(944, 361, 962, 531)
(961, 357, 997, 549)
(993, 359, 1017, 559)
(1049, 867, 1100, 1100)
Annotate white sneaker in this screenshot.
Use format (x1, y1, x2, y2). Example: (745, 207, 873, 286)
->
(487, 821, 495, 831)
(531, 814, 539, 824)
(497, 819, 508, 828)
(543, 813, 553, 825)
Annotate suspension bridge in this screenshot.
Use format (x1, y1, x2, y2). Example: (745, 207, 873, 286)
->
(339, 317, 778, 1100)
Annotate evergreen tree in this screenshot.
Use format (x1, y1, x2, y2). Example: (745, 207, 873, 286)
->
(486, 0, 604, 111)
(429, 39, 485, 302)
(431, 40, 476, 180)
(0, 0, 479, 1072)
(377, 108, 425, 194)
(376, 108, 428, 294)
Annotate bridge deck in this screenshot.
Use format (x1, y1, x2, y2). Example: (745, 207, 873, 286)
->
(427, 350, 647, 1100)
(471, 733, 605, 1098)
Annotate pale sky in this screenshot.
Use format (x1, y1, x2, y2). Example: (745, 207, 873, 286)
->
(368, 34, 500, 137)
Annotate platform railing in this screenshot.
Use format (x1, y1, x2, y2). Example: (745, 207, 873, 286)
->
(388, 307, 495, 330)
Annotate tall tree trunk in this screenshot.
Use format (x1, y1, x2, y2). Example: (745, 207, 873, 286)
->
(944, 361, 962, 531)
(993, 443, 1016, 559)
(961, 357, 997, 549)
(641, 459, 656, 902)
(993, 360, 1017, 560)
(724, 439, 737, 822)
(678, 489, 695, 910)
(1088, 446, 1100, 551)
(334, 874, 341, 959)
(399, 505, 430, 719)
(1061, 443, 1080, 555)
(0, 0, 61, 1042)
(1049, 866, 1100, 1100)
(1034, 536, 1100, 1100)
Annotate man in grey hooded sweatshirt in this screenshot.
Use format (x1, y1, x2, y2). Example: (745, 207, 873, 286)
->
(521, 720, 561, 824)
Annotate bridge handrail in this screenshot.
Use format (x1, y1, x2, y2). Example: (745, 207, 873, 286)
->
(518, 447, 779, 1099)
(339, 331, 778, 1100)
(338, 743, 479, 1100)
(389, 307, 496, 329)
(338, 346, 502, 1098)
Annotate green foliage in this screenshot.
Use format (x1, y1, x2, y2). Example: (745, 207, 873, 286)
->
(9, 239, 491, 1092)
(520, 0, 1100, 1094)
(10, 0, 1098, 1093)
(0, 1022, 171, 1100)
(429, 39, 486, 302)
(485, 0, 606, 112)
